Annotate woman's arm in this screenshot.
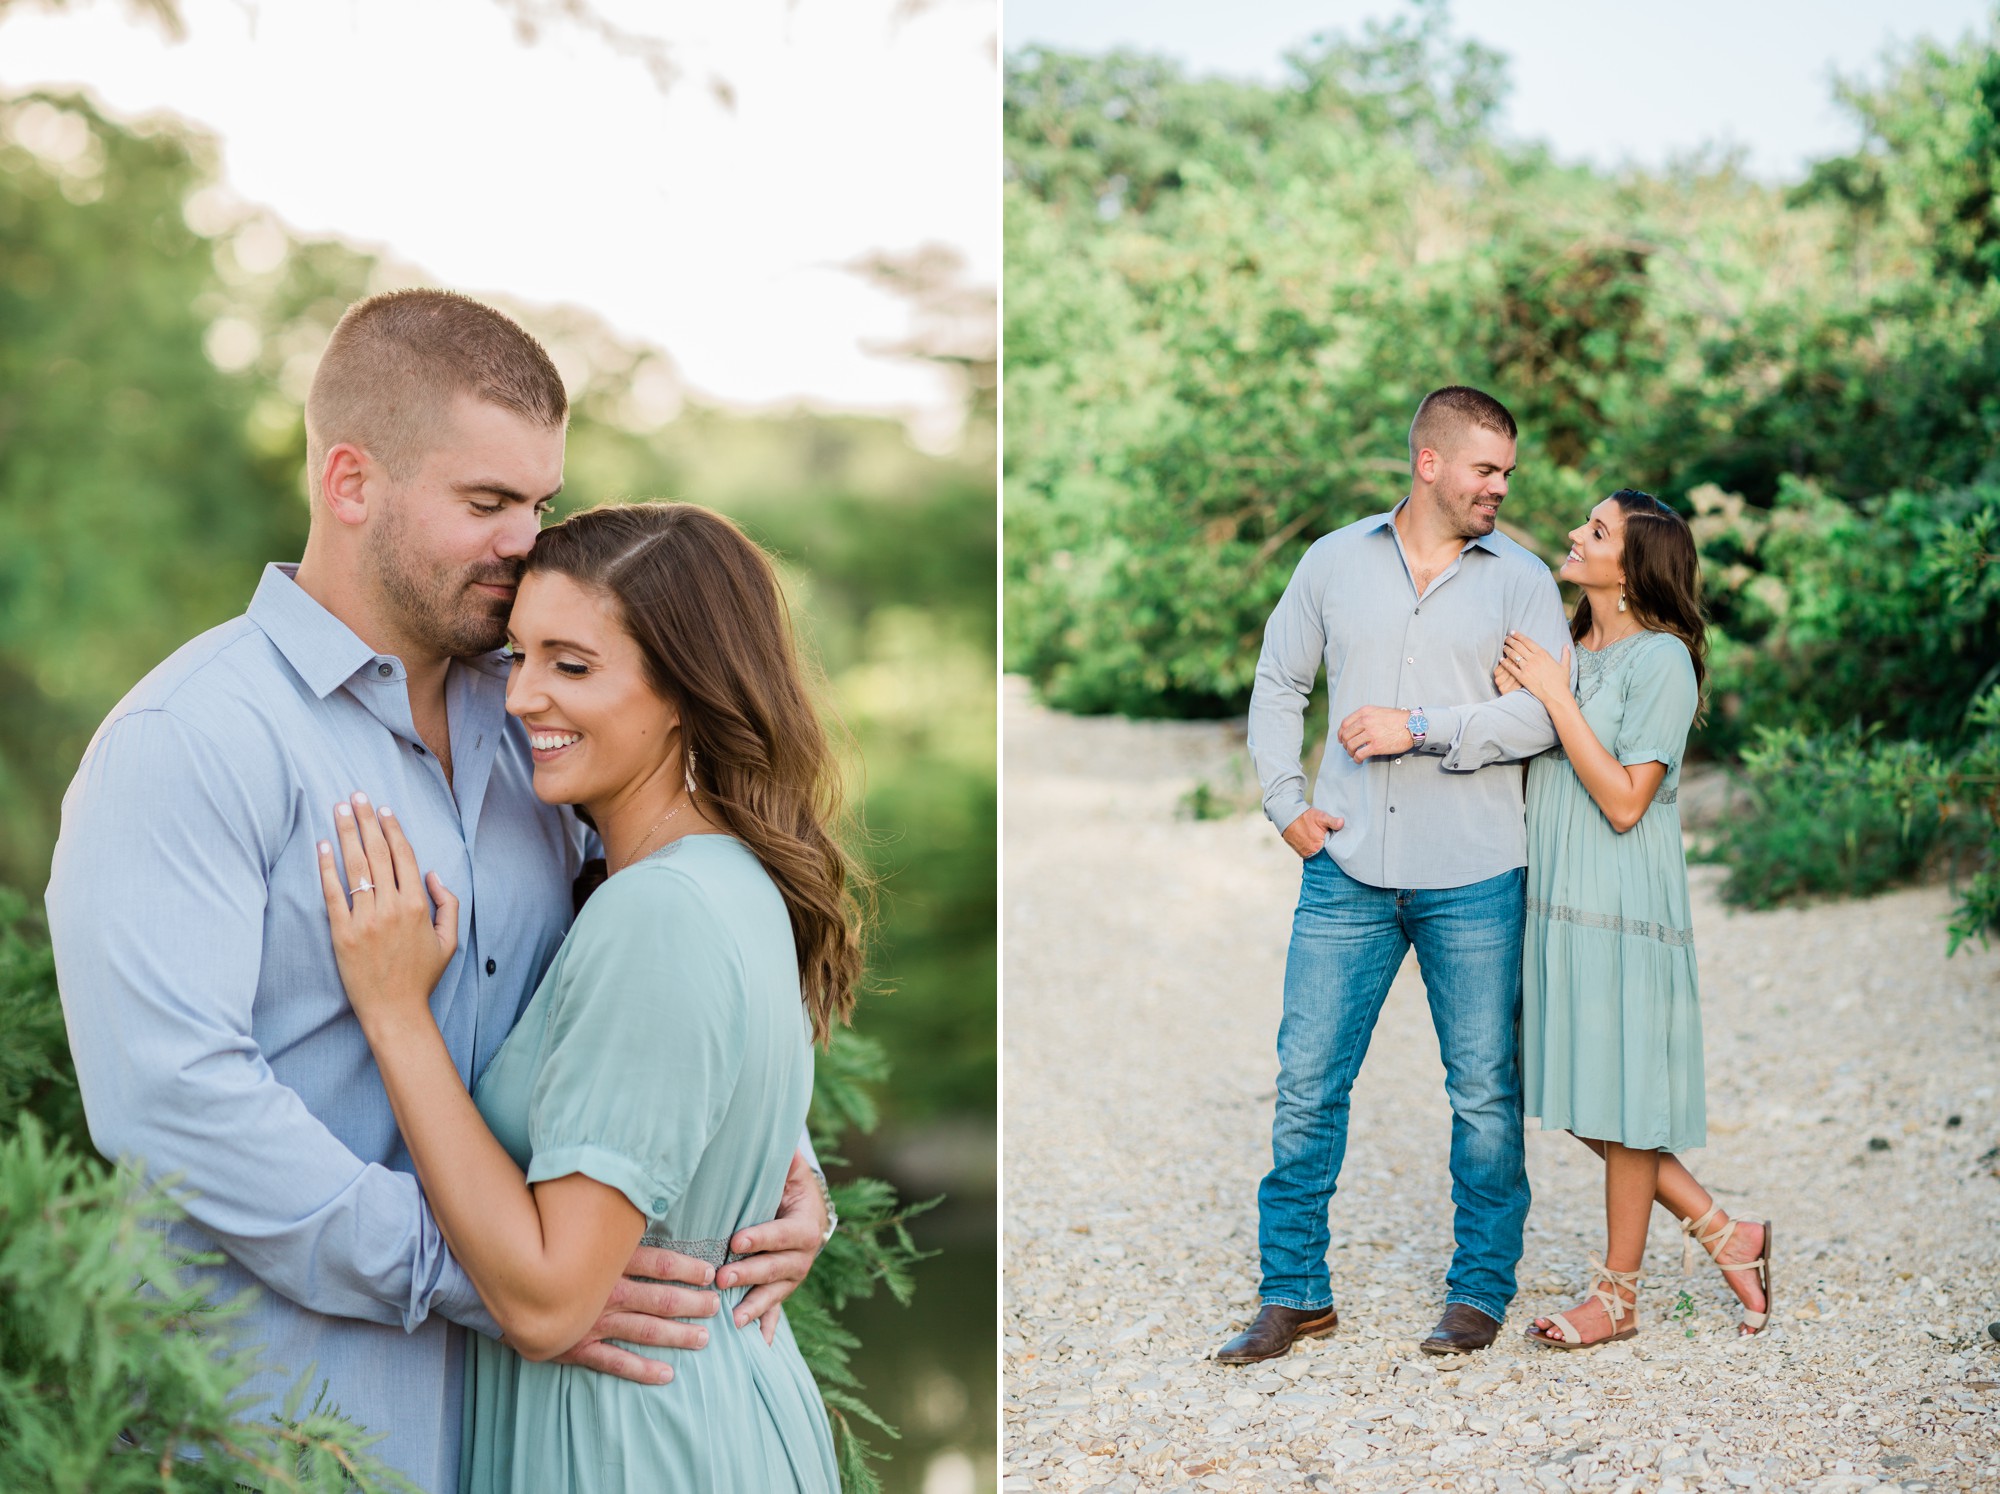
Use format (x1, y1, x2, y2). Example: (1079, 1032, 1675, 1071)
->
(318, 797, 650, 1360)
(1496, 633, 1666, 835)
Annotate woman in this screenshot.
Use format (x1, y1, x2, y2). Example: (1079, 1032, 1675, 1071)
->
(315, 502, 856, 1489)
(1494, 489, 1771, 1349)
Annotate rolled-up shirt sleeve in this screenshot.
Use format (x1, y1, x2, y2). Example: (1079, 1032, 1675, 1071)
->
(1417, 566, 1569, 771)
(1248, 549, 1329, 832)
(47, 707, 495, 1336)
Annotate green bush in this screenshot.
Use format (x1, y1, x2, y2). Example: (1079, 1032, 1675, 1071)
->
(0, 1119, 418, 1492)
(1692, 480, 2000, 757)
(1695, 483, 2000, 945)
(0, 890, 86, 1153)
(1700, 724, 1955, 905)
(1940, 686, 2000, 950)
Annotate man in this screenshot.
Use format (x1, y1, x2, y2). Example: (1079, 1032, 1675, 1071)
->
(1221, 386, 1570, 1364)
(46, 290, 828, 1489)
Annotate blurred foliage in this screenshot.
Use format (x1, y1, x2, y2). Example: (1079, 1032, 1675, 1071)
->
(0, 0, 711, 100)
(1003, 0, 1999, 942)
(1700, 704, 2000, 950)
(0, 1122, 421, 1493)
(0, 77, 990, 1488)
(0, 0, 185, 37)
(0, 895, 413, 1490)
(0, 890, 86, 1155)
(1697, 725, 1962, 905)
(1687, 479, 2000, 757)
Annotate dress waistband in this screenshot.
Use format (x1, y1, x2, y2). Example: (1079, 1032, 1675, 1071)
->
(639, 1232, 746, 1268)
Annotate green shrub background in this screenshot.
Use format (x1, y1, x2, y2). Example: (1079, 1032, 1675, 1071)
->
(1003, 1, 2000, 942)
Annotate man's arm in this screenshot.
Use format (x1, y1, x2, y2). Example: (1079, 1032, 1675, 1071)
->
(47, 708, 497, 1335)
(1409, 567, 1570, 770)
(721, 1149, 829, 1340)
(1247, 550, 1345, 855)
(556, 1151, 827, 1375)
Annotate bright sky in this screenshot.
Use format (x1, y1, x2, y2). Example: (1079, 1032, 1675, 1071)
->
(1004, 0, 1995, 182)
(0, 0, 996, 429)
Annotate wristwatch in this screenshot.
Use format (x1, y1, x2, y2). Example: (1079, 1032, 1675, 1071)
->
(1405, 707, 1429, 749)
(811, 1167, 839, 1246)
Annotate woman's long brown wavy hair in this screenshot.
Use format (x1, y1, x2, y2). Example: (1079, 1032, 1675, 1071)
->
(1570, 489, 1710, 726)
(527, 502, 867, 1044)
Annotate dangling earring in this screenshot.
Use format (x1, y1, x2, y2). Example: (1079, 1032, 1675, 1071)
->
(684, 745, 698, 798)
(1617, 583, 1627, 614)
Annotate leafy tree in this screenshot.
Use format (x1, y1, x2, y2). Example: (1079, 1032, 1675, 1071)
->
(0, 92, 312, 890)
(1004, 1, 2000, 942)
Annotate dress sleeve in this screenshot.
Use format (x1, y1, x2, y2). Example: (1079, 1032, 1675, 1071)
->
(1612, 637, 1700, 773)
(523, 868, 746, 1220)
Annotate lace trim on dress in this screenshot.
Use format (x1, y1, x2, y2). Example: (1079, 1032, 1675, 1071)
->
(1526, 895, 1695, 947)
(639, 1231, 746, 1267)
(1573, 630, 1649, 707)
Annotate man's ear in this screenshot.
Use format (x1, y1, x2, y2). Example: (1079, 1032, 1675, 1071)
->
(1414, 445, 1440, 486)
(319, 443, 376, 528)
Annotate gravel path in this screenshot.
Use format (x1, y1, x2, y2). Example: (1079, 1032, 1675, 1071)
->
(1002, 678, 2000, 1494)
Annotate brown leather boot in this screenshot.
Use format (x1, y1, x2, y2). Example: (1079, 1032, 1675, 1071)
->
(1418, 1302, 1502, 1355)
(1214, 1304, 1339, 1365)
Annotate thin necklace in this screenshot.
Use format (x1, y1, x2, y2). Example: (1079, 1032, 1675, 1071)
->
(611, 796, 690, 874)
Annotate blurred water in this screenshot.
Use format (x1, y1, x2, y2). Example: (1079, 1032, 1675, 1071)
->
(840, 1187, 996, 1494)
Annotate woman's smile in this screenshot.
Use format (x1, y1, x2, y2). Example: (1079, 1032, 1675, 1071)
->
(525, 728, 583, 762)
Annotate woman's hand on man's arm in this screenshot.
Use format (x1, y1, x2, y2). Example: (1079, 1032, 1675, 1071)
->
(1499, 634, 1667, 832)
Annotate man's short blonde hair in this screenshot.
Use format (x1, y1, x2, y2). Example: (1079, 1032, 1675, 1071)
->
(304, 289, 568, 491)
(1408, 385, 1517, 470)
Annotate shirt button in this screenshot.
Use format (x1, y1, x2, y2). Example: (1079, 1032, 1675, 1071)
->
(376, 663, 392, 678)
(485, 958, 497, 975)
(1390, 805, 1398, 813)
(651, 1197, 668, 1215)
(1407, 657, 1414, 664)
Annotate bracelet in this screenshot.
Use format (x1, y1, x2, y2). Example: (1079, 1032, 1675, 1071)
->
(812, 1168, 839, 1246)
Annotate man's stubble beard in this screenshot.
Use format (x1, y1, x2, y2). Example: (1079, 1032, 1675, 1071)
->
(1437, 471, 1499, 542)
(369, 496, 517, 658)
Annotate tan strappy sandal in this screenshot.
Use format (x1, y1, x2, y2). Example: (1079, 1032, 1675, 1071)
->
(1679, 1204, 1772, 1335)
(1524, 1260, 1642, 1350)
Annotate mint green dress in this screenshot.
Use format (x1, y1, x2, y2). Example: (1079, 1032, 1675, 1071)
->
(459, 835, 839, 1494)
(1521, 631, 1706, 1153)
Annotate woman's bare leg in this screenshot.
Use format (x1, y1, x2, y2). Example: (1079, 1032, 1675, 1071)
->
(1603, 1142, 1659, 1277)
(1529, 1142, 1658, 1342)
(1571, 1134, 1767, 1325)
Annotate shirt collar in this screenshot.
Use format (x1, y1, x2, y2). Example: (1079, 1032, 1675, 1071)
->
(1373, 497, 1503, 555)
(246, 563, 512, 698)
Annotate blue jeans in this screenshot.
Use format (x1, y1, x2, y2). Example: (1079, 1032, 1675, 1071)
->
(1256, 854, 1529, 1322)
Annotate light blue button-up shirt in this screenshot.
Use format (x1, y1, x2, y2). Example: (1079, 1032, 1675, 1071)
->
(47, 564, 587, 1492)
(1247, 504, 1571, 890)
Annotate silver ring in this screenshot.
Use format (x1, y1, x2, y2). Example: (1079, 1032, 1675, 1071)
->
(352, 880, 375, 894)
